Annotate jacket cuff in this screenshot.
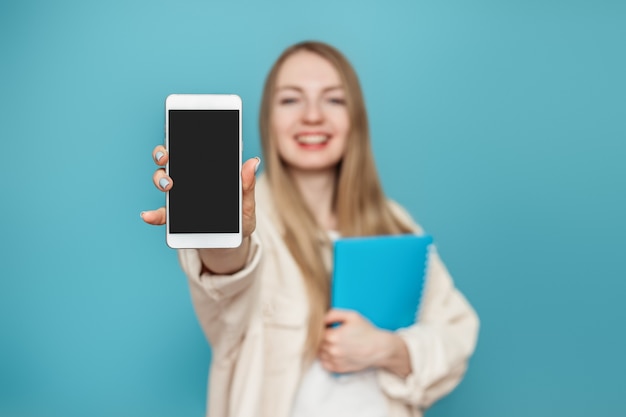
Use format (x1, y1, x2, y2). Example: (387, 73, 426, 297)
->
(377, 326, 426, 405)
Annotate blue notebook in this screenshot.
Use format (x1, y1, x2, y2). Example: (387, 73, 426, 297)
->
(331, 234, 433, 330)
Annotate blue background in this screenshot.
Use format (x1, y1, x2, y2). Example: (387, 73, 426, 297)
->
(1, 0, 625, 416)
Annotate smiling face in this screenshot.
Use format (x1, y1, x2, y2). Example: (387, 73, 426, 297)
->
(271, 50, 350, 174)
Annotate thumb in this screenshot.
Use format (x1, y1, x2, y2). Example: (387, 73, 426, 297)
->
(242, 157, 261, 192)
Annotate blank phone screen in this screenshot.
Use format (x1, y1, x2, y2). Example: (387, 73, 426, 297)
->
(168, 109, 239, 233)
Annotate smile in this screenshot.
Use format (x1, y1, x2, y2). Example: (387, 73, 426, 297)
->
(295, 134, 330, 145)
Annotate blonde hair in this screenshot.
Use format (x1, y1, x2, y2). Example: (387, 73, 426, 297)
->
(259, 41, 413, 360)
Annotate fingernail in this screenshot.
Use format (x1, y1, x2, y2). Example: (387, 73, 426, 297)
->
(140, 211, 145, 218)
(155, 151, 165, 162)
(254, 157, 261, 173)
(159, 178, 170, 189)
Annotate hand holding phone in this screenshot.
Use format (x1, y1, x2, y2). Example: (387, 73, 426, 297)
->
(142, 146, 259, 242)
(165, 94, 243, 248)
(141, 94, 259, 251)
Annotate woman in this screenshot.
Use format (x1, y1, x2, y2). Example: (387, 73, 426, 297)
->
(142, 41, 479, 417)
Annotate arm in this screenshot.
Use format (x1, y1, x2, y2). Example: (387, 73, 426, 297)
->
(198, 237, 251, 275)
(319, 203, 478, 386)
(377, 248, 480, 408)
(370, 201, 479, 407)
(142, 146, 263, 354)
(319, 310, 413, 377)
(178, 233, 263, 347)
(177, 158, 262, 352)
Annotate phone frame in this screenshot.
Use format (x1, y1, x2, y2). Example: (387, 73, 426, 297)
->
(165, 94, 242, 249)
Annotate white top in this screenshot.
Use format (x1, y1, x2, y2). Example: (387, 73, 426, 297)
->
(290, 360, 388, 417)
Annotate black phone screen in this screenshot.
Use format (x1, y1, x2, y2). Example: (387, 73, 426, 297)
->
(168, 109, 239, 233)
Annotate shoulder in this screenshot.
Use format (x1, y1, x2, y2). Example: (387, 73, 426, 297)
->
(386, 199, 425, 235)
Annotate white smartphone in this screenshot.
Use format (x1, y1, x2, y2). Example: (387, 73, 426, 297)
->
(165, 94, 242, 248)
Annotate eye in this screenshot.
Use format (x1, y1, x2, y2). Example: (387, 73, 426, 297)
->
(279, 97, 300, 105)
(327, 97, 346, 105)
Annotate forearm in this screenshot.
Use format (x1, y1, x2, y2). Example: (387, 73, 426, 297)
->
(374, 331, 412, 378)
(199, 236, 251, 275)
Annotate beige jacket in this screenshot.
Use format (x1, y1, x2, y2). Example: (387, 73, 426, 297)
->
(178, 175, 479, 417)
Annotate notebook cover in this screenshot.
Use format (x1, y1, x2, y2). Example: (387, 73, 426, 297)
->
(331, 234, 433, 330)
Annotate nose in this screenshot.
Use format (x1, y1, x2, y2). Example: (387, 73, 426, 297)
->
(302, 100, 323, 124)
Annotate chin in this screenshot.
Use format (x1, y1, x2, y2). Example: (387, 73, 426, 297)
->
(291, 162, 341, 173)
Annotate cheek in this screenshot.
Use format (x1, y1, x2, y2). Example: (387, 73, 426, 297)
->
(336, 118, 351, 154)
(331, 113, 350, 143)
(270, 112, 284, 136)
(270, 116, 293, 156)
(272, 107, 299, 134)
(271, 123, 291, 155)
(330, 108, 350, 133)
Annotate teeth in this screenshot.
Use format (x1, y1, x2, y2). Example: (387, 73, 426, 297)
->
(296, 134, 328, 144)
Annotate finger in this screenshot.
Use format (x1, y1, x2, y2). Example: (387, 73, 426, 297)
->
(319, 358, 333, 372)
(318, 350, 334, 366)
(322, 330, 339, 345)
(242, 157, 261, 192)
(140, 207, 166, 225)
(153, 145, 169, 166)
(319, 339, 341, 357)
(153, 168, 173, 191)
(319, 356, 341, 373)
(323, 308, 354, 326)
(327, 345, 342, 359)
(241, 157, 260, 237)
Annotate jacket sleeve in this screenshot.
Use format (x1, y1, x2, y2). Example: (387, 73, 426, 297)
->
(177, 233, 263, 354)
(378, 203, 480, 409)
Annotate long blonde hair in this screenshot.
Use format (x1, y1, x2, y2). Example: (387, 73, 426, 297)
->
(259, 41, 413, 360)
